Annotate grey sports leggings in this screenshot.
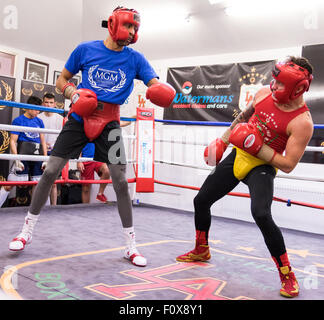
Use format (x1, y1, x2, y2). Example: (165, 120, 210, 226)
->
(29, 156, 133, 228)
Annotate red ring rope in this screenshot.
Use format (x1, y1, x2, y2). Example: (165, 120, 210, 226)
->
(0, 178, 323, 210)
(154, 180, 324, 211)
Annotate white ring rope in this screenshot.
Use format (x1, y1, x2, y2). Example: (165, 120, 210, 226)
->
(0, 124, 136, 164)
(155, 159, 324, 183)
(303, 146, 324, 152)
(0, 124, 137, 140)
(1, 124, 322, 152)
(0, 154, 135, 164)
(155, 139, 324, 153)
(0, 124, 61, 135)
(0, 154, 92, 162)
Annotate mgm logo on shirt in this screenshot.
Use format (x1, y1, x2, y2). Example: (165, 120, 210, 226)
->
(88, 65, 126, 93)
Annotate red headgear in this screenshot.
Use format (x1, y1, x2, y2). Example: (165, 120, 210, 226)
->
(270, 61, 313, 104)
(108, 7, 140, 44)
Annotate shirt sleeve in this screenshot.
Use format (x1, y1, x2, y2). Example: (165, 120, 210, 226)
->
(65, 43, 83, 75)
(135, 52, 159, 85)
(11, 117, 21, 136)
(57, 115, 64, 130)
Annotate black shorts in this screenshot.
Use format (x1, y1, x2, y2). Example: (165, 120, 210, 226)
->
(51, 115, 126, 164)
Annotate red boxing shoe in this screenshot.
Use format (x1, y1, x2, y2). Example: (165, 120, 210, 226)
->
(176, 244, 211, 262)
(278, 266, 299, 298)
(177, 230, 211, 262)
(96, 193, 108, 203)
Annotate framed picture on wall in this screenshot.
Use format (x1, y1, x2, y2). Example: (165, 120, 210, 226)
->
(53, 70, 61, 85)
(24, 58, 49, 83)
(0, 51, 16, 77)
(53, 70, 81, 87)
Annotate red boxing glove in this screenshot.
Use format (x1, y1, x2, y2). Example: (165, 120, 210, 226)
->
(204, 138, 228, 166)
(229, 123, 263, 156)
(71, 89, 98, 117)
(146, 83, 176, 108)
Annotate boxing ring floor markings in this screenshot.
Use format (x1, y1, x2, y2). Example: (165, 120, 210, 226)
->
(0, 203, 324, 300)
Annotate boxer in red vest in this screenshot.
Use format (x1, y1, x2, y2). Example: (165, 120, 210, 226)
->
(177, 56, 314, 298)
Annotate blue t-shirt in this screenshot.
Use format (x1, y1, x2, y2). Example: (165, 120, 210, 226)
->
(11, 115, 44, 143)
(65, 40, 158, 105)
(81, 143, 95, 158)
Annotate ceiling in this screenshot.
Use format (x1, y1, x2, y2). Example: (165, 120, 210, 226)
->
(1, 0, 324, 63)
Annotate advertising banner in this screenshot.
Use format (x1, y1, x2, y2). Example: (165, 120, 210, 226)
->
(164, 60, 275, 123)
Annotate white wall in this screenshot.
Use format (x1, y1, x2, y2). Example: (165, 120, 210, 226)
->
(0, 44, 66, 119)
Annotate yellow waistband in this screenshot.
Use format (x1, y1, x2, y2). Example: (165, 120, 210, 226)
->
(233, 147, 277, 180)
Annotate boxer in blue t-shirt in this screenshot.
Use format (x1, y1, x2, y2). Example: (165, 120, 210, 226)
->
(9, 6, 176, 268)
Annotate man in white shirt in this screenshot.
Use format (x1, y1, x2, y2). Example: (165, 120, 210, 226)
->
(38, 93, 64, 205)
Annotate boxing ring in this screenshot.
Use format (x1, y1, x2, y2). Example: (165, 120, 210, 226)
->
(0, 100, 324, 303)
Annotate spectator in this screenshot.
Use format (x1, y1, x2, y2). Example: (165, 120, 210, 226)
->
(0, 96, 47, 208)
(38, 93, 64, 205)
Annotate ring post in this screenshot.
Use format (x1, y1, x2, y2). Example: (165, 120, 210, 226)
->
(135, 108, 155, 192)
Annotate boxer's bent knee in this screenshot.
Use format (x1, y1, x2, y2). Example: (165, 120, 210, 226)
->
(194, 193, 211, 213)
(251, 204, 274, 229)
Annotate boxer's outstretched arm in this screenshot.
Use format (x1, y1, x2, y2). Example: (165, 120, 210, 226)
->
(146, 78, 176, 108)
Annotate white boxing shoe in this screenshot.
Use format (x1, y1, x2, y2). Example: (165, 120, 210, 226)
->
(9, 233, 32, 251)
(9, 212, 38, 251)
(124, 247, 147, 267)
